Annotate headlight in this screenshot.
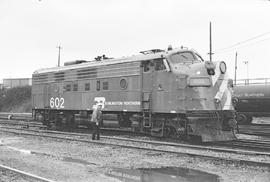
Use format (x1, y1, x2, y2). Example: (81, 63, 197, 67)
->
(205, 61, 216, 76)
(189, 77, 211, 87)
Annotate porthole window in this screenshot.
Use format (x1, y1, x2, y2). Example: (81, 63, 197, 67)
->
(120, 79, 128, 89)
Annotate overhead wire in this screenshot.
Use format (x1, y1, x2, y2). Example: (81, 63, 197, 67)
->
(214, 31, 270, 54)
(215, 36, 270, 54)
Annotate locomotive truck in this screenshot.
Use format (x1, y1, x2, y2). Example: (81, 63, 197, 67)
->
(32, 46, 236, 142)
(233, 78, 270, 125)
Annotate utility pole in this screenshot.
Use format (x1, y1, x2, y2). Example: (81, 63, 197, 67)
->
(243, 61, 249, 84)
(234, 52, 238, 85)
(208, 22, 214, 62)
(57, 45, 62, 67)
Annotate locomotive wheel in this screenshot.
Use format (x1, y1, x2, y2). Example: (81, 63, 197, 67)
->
(163, 125, 177, 138)
(236, 114, 248, 125)
(65, 113, 76, 130)
(228, 119, 238, 137)
(189, 135, 202, 143)
(55, 117, 63, 130)
(117, 114, 124, 127)
(237, 113, 252, 125)
(246, 115, 253, 124)
(118, 113, 131, 127)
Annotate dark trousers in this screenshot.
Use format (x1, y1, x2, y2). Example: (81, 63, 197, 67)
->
(92, 123, 100, 140)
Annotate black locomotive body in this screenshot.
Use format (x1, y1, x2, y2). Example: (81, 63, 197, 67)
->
(32, 47, 236, 141)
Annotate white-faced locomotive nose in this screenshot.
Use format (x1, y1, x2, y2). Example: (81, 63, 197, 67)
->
(210, 61, 232, 110)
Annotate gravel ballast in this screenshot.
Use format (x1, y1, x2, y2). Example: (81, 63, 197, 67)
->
(0, 132, 270, 182)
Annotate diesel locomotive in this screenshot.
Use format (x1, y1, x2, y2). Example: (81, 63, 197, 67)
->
(32, 46, 236, 142)
(233, 78, 270, 124)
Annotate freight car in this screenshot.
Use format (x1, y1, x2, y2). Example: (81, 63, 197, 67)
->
(233, 78, 270, 124)
(32, 46, 236, 142)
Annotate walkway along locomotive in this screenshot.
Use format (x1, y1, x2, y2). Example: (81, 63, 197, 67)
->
(32, 46, 236, 142)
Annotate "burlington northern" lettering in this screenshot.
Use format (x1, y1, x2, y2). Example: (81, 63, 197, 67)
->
(105, 101, 140, 106)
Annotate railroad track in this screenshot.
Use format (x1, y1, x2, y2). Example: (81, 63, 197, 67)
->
(2, 113, 270, 167)
(0, 164, 55, 182)
(2, 112, 270, 137)
(0, 119, 46, 129)
(2, 118, 270, 153)
(210, 139, 270, 152)
(1, 121, 270, 152)
(2, 115, 270, 153)
(1, 124, 270, 168)
(0, 112, 32, 121)
(238, 124, 270, 136)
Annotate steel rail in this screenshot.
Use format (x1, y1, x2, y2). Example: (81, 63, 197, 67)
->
(0, 127, 270, 168)
(211, 140, 270, 152)
(2, 112, 270, 137)
(2, 119, 270, 155)
(0, 120, 45, 128)
(238, 125, 270, 137)
(1, 123, 270, 156)
(2, 116, 270, 159)
(0, 164, 56, 182)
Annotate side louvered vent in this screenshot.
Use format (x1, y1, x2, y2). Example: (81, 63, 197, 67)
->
(33, 74, 48, 84)
(77, 68, 97, 79)
(54, 72, 65, 81)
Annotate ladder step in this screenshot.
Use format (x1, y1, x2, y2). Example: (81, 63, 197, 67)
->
(142, 92, 151, 128)
(143, 120, 151, 127)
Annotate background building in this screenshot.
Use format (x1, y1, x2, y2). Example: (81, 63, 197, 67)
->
(2, 78, 32, 89)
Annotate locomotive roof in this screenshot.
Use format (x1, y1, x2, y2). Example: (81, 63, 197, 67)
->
(33, 48, 190, 74)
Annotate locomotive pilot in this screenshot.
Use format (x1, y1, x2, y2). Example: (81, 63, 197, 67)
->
(91, 103, 103, 140)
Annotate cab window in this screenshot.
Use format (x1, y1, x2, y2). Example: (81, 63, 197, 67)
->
(143, 60, 154, 72)
(154, 58, 166, 71)
(143, 59, 166, 72)
(170, 52, 198, 64)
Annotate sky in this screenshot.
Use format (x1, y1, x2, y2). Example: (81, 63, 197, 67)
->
(0, 0, 270, 83)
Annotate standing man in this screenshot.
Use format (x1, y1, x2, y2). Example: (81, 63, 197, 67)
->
(91, 104, 102, 140)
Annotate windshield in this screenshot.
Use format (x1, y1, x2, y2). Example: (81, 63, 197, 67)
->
(169, 51, 200, 64)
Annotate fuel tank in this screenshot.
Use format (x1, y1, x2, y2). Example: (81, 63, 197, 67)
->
(233, 84, 270, 112)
